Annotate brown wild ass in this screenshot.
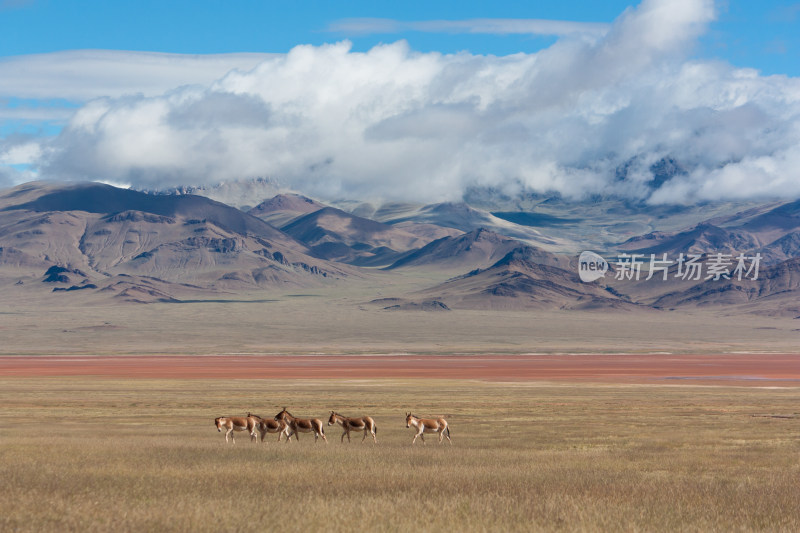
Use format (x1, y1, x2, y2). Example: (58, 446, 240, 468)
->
(274, 408, 328, 444)
(405, 413, 451, 445)
(246, 412, 292, 442)
(327, 411, 378, 444)
(214, 415, 258, 444)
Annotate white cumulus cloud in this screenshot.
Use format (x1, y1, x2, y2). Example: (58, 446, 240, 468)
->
(13, 0, 800, 204)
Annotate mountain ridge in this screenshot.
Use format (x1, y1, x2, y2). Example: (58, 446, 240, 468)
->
(1, 180, 798, 314)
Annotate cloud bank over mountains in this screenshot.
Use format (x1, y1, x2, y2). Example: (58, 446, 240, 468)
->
(4, 0, 800, 204)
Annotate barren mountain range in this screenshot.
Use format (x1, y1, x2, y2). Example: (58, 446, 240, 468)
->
(1, 180, 798, 315)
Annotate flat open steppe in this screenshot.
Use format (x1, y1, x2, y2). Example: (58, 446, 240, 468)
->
(1, 378, 799, 532)
(3, 286, 799, 531)
(2, 281, 800, 355)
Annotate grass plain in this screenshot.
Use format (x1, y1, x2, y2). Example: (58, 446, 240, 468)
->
(2, 281, 800, 355)
(1, 378, 799, 532)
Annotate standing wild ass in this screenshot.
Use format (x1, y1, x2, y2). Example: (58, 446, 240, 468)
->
(274, 408, 328, 443)
(214, 415, 259, 444)
(327, 411, 378, 444)
(405, 413, 451, 445)
(246, 412, 292, 442)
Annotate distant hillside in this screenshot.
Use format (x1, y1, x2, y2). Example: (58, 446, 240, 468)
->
(1, 180, 799, 313)
(619, 223, 760, 257)
(2, 181, 297, 246)
(651, 257, 800, 316)
(410, 246, 636, 311)
(619, 200, 800, 265)
(0, 182, 354, 300)
(387, 228, 569, 272)
(369, 201, 565, 248)
(248, 193, 326, 227)
(280, 206, 430, 266)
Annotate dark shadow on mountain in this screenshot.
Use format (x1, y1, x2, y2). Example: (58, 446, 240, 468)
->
(3, 182, 287, 240)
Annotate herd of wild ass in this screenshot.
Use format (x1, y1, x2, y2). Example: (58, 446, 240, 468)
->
(214, 408, 452, 446)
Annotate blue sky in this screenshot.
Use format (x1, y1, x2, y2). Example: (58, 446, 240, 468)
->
(1, 1, 797, 74)
(1, 0, 799, 204)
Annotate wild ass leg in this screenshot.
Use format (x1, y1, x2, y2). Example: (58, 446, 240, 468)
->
(318, 423, 328, 444)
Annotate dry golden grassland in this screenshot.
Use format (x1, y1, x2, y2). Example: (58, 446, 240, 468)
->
(1, 378, 799, 532)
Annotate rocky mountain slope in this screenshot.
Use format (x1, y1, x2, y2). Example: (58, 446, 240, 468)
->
(0, 182, 353, 301)
(2, 180, 799, 314)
